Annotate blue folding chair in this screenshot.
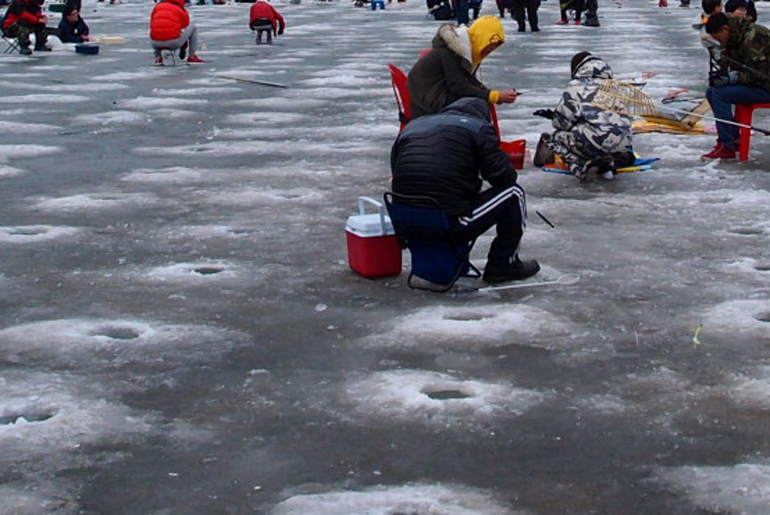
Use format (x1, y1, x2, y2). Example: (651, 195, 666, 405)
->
(384, 192, 480, 292)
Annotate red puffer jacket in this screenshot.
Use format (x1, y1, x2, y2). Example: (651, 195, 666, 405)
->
(249, 1, 285, 34)
(3, 0, 45, 30)
(150, 0, 189, 42)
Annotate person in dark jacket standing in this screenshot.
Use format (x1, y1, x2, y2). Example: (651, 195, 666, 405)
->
(2, 0, 50, 54)
(391, 97, 540, 284)
(511, 0, 540, 32)
(702, 13, 770, 159)
(57, 4, 93, 43)
(407, 15, 519, 120)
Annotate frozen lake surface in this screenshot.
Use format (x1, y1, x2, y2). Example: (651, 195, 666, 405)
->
(2, 0, 770, 513)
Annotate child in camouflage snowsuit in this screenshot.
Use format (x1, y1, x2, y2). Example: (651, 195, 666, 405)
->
(540, 52, 634, 180)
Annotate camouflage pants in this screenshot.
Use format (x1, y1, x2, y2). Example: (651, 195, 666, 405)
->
(550, 129, 634, 179)
(3, 20, 48, 49)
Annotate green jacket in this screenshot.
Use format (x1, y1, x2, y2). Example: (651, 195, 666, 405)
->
(725, 15, 770, 90)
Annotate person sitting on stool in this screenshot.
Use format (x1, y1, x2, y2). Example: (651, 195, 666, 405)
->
(249, 0, 285, 45)
(391, 97, 540, 284)
(150, 0, 204, 65)
(2, 0, 51, 54)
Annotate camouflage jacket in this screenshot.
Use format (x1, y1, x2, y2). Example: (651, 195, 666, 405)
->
(551, 56, 633, 157)
(725, 15, 770, 90)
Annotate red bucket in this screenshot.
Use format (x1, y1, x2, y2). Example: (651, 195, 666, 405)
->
(500, 139, 526, 170)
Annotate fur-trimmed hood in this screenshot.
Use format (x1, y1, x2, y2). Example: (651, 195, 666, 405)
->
(433, 24, 473, 65)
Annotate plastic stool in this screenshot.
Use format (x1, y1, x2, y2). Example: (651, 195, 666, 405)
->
(735, 102, 770, 161)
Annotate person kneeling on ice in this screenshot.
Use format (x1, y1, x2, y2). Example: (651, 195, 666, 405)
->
(406, 15, 519, 120)
(2, 0, 51, 54)
(390, 97, 540, 285)
(534, 51, 634, 181)
(701, 13, 770, 160)
(249, 0, 285, 45)
(57, 4, 94, 43)
(150, 0, 203, 65)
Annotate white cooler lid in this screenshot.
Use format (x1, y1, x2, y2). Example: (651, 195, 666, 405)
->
(346, 213, 395, 237)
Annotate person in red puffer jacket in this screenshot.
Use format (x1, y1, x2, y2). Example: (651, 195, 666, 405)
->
(150, 0, 203, 65)
(249, 0, 285, 45)
(2, 0, 50, 55)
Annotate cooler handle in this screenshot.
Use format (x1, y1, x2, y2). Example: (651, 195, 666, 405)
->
(358, 196, 387, 234)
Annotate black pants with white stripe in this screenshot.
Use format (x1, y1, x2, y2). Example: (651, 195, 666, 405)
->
(453, 184, 527, 265)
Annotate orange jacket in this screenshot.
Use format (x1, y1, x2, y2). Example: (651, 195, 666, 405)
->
(150, 0, 189, 42)
(249, 1, 285, 34)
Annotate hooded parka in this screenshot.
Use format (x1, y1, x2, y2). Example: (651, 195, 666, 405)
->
(406, 16, 506, 119)
(391, 97, 518, 217)
(549, 54, 634, 177)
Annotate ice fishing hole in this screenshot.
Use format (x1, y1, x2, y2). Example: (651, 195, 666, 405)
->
(8, 227, 46, 236)
(754, 264, 770, 272)
(755, 313, 770, 323)
(91, 326, 141, 340)
(0, 411, 54, 425)
(423, 389, 472, 400)
(442, 313, 489, 322)
(193, 266, 225, 275)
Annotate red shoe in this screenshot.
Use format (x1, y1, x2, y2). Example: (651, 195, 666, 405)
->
(187, 54, 204, 64)
(155, 55, 163, 65)
(555, 19, 568, 25)
(659, 0, 668, 6)
(574, 19, 581, 25)
(701, 143, 736, 160)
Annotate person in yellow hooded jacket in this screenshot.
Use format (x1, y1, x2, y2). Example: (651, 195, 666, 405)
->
(406, 15, 518, 120)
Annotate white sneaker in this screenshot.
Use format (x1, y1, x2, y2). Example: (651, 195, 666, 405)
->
(600, 171, 614, 180)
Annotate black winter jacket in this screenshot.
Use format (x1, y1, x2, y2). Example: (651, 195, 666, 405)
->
(390, 98, 518, 218)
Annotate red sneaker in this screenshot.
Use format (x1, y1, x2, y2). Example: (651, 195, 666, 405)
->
(659, 0, 668, 6)
(155, 55, 163, 65)
(187, 54, 204, 64)
(555, 19, 568, 25)
(701, 143, 736, 160)
(574, 19, 581, 25)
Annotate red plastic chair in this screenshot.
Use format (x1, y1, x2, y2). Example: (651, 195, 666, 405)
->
(387, 64, 411, 130)
(735, 102, 770, 161)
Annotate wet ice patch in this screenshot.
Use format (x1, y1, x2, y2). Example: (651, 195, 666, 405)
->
(0, 318, 246, 369)
(702, 300, 770, 340)
(271, 482, 522, 515)
(659, 463, 770, 515)
(342, 370, 546, 426)
(368, 304, 571, 351)
(0, 483, 77, 515)
(0, 225, 80, 243)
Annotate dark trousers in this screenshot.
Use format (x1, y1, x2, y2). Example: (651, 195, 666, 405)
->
(512, 0, 540, 31)
(454, 0, 470, 24)
(4, 19, 47, 48)
(453, 184, 526, 264)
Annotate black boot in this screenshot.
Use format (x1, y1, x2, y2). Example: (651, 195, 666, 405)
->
(483, 258, 540, 284)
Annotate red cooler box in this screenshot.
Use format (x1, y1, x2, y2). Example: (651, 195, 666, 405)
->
(346, 197, 402, 278)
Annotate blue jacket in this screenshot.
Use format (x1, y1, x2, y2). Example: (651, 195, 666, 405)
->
(58, 15, 89, 43)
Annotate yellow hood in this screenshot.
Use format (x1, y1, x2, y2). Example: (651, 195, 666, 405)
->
(468, 16, 505, 67)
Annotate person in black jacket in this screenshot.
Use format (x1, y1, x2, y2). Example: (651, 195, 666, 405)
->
(57, 4, 94, 43)
(391, 97, 540, 284)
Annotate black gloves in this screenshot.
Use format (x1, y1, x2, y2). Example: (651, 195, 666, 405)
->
(533, 109, 554, 120)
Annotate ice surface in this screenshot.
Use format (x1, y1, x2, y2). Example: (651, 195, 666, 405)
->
(2, 0, 770, 513)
